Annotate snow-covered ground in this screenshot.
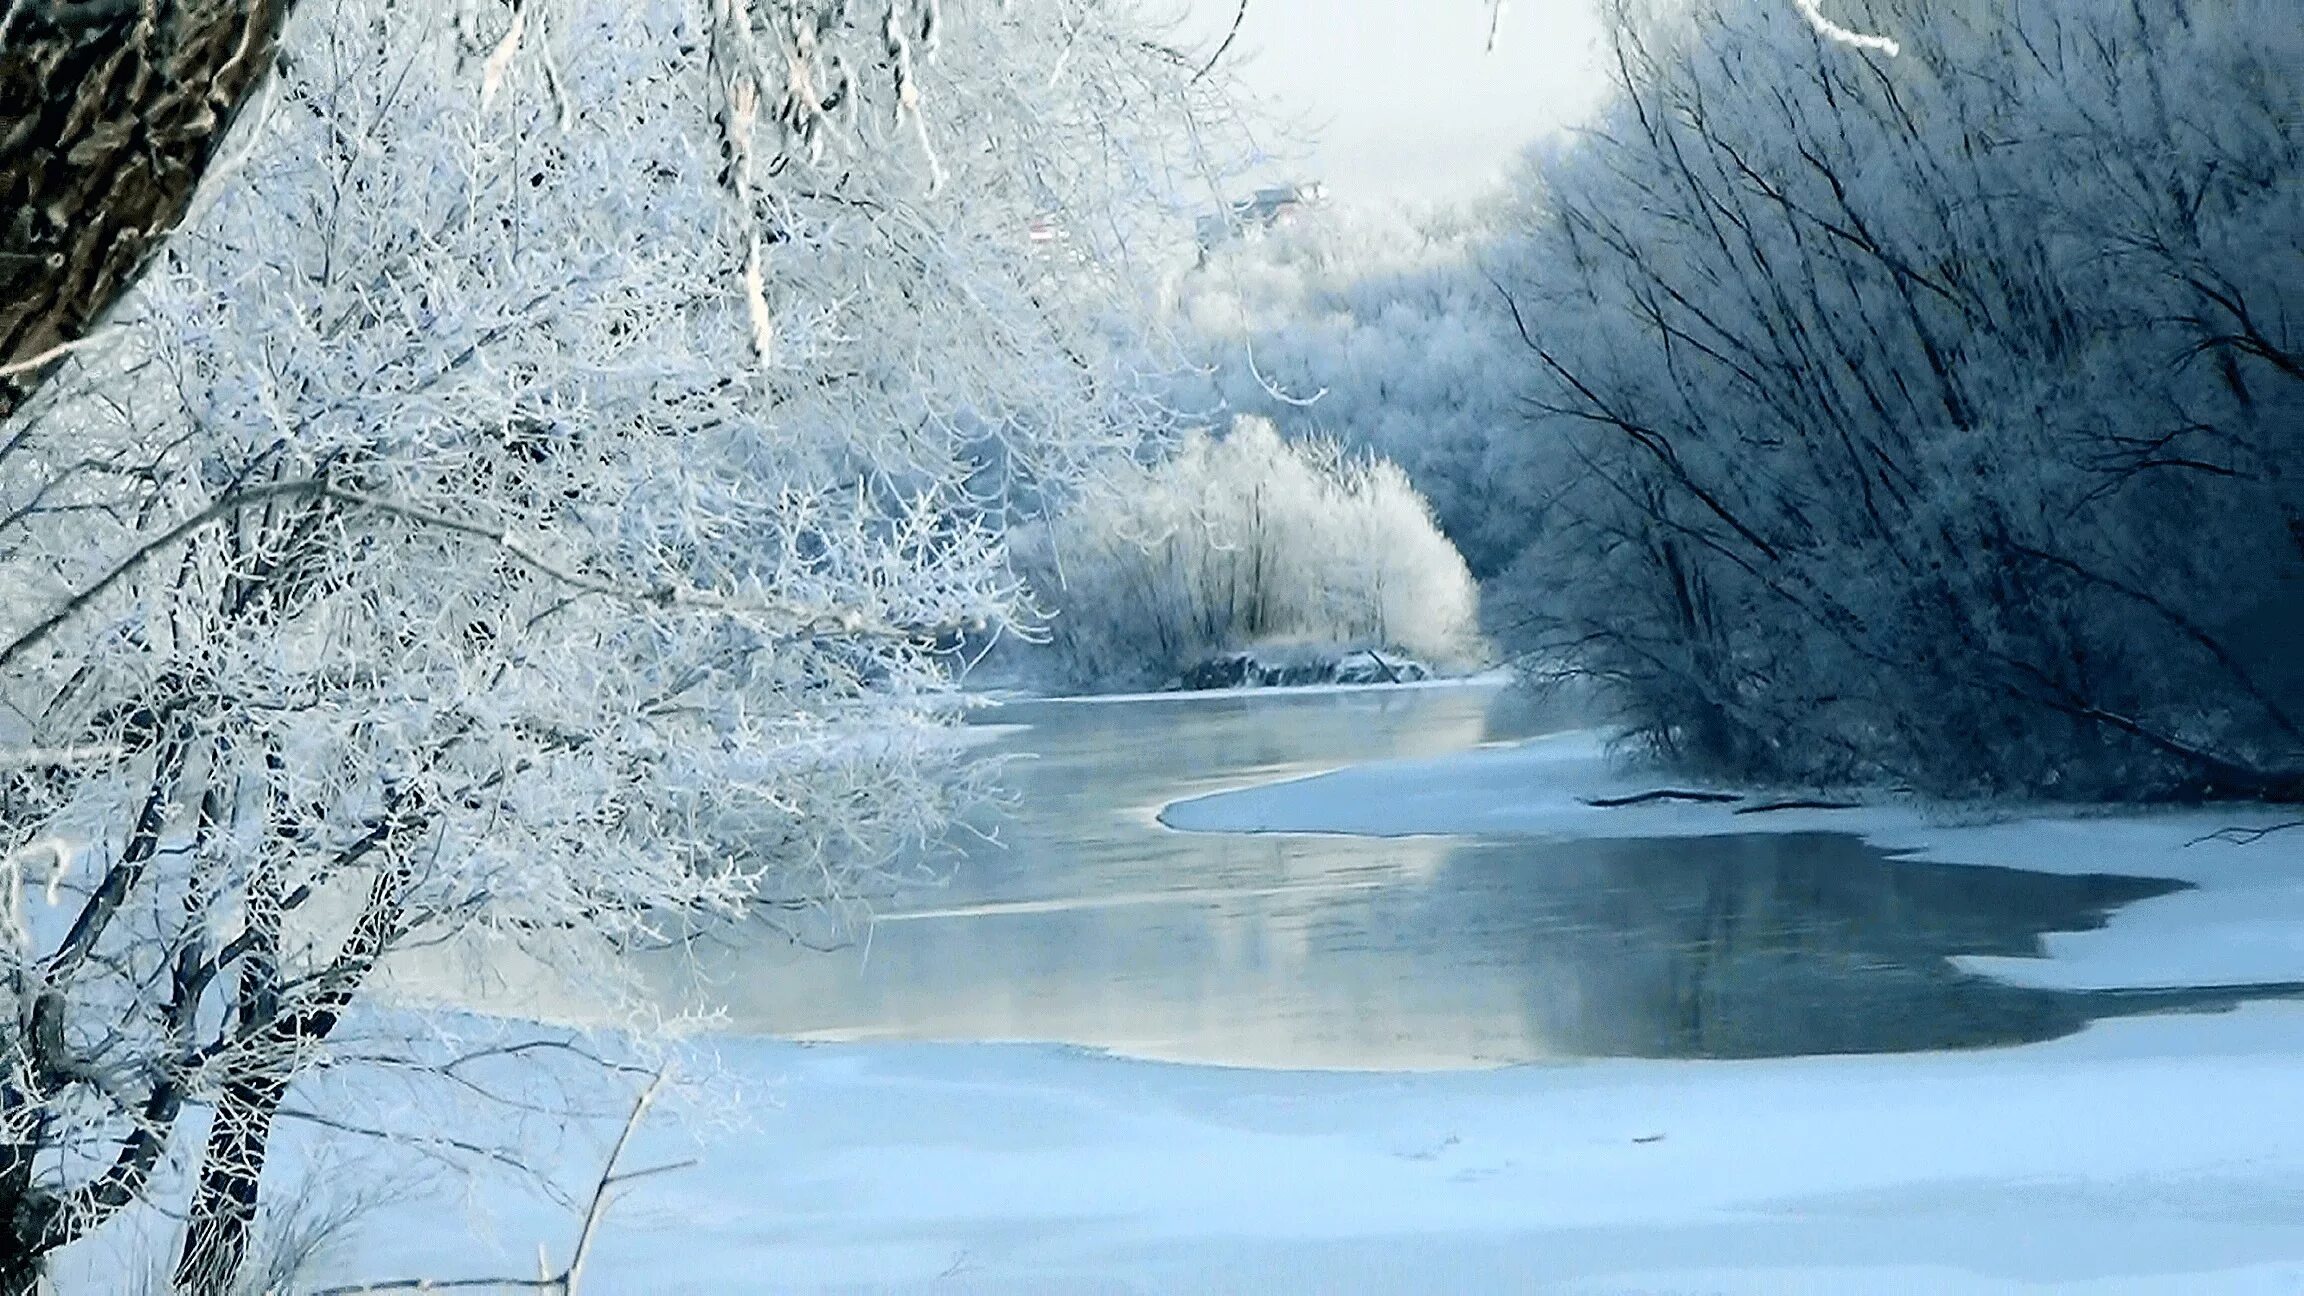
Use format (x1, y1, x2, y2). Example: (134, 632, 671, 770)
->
(61, 722, 2304, 1294)
(323, 1007, 2304, 1294)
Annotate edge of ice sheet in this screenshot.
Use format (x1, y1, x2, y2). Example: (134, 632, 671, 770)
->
(1160, 728, 2304, 993)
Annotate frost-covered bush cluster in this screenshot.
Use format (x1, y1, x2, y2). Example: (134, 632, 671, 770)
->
(1487, 0, 2303, 799)
(1015, 417, 1483, 689)
(0, 0, 1230, 1286)
(1162, 207, 1539, 577)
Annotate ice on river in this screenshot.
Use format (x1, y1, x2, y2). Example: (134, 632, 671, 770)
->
(53, 686, 2304, 1293)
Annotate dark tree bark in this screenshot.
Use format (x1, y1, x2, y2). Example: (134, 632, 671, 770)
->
(177, 801, 286, 1296)
(173, 1073, 288, 1296)
(1, 0, 296, 422)
(0, 1153, 57, 1296)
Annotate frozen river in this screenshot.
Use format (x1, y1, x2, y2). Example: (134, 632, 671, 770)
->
(293, 682, 2304, 1295)
(649, 681, 2293, 1068)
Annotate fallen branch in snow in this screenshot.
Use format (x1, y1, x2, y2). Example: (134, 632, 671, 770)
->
(2191, 820, 2304, 848)
(1581, 788, 1742, 808)
(1733, 798, 1861, 815)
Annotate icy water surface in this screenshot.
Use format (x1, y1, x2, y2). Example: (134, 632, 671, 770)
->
(657, 683, 2302, 1068)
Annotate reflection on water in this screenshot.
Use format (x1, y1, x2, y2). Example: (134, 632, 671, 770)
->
(641, 684, 2302, 1069)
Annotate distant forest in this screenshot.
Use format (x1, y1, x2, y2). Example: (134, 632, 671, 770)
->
(1162, 0, 2301, 802)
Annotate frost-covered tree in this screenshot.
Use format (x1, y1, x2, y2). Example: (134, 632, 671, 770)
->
(0, 0, 1883, 425)
(0, 1, 294, 424)
(1015, 416, 1482, 688)
(1164, 204, 1542, 578)
(0, 0, 1224, 418)
(0, 0, 1228, 1288)
(1489, 0, 2303, 799)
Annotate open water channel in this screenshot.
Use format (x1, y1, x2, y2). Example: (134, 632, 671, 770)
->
(644, 682, 2301, 1069)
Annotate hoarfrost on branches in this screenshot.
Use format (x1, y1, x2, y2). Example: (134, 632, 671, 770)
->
(0, 0, 1237, 1285)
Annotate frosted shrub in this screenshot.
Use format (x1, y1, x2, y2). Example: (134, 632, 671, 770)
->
(1163, 206, 1539, 577)
(1018, 417, 1483, 688)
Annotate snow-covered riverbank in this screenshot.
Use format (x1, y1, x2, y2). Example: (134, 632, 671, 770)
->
(321, 1005, 2304, 1294)
(60, 719, 2304, 1294)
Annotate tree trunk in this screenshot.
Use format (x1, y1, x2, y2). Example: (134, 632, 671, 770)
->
(173, 1071, 288, 1296)
(0, 1147, 57, 1296)
(178, 789, 292, 1296)
(0, 0, 296, 422)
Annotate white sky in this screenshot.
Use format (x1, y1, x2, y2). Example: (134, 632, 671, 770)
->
(1177, 0, 1613, 202)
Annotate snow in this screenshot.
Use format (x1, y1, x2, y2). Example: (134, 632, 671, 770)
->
(292, 1005, 2304, 1293)
(58, 722, 2304, 1293)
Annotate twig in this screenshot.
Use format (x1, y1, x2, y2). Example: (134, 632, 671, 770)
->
(0, 328, 118, 379)
(1732, 798, 1860, 815)
(311, 1068, 680, 1296)
(1582, 788, 1742, 808)
(1193, 0, 1247, 82)
(2190, 820, 2304, 847)
(1794, 0, 1901, 56)
(310, 1279, 549, 1294)
(563, 1068, 672, 1295)
(1364, 649, 1402, 684)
